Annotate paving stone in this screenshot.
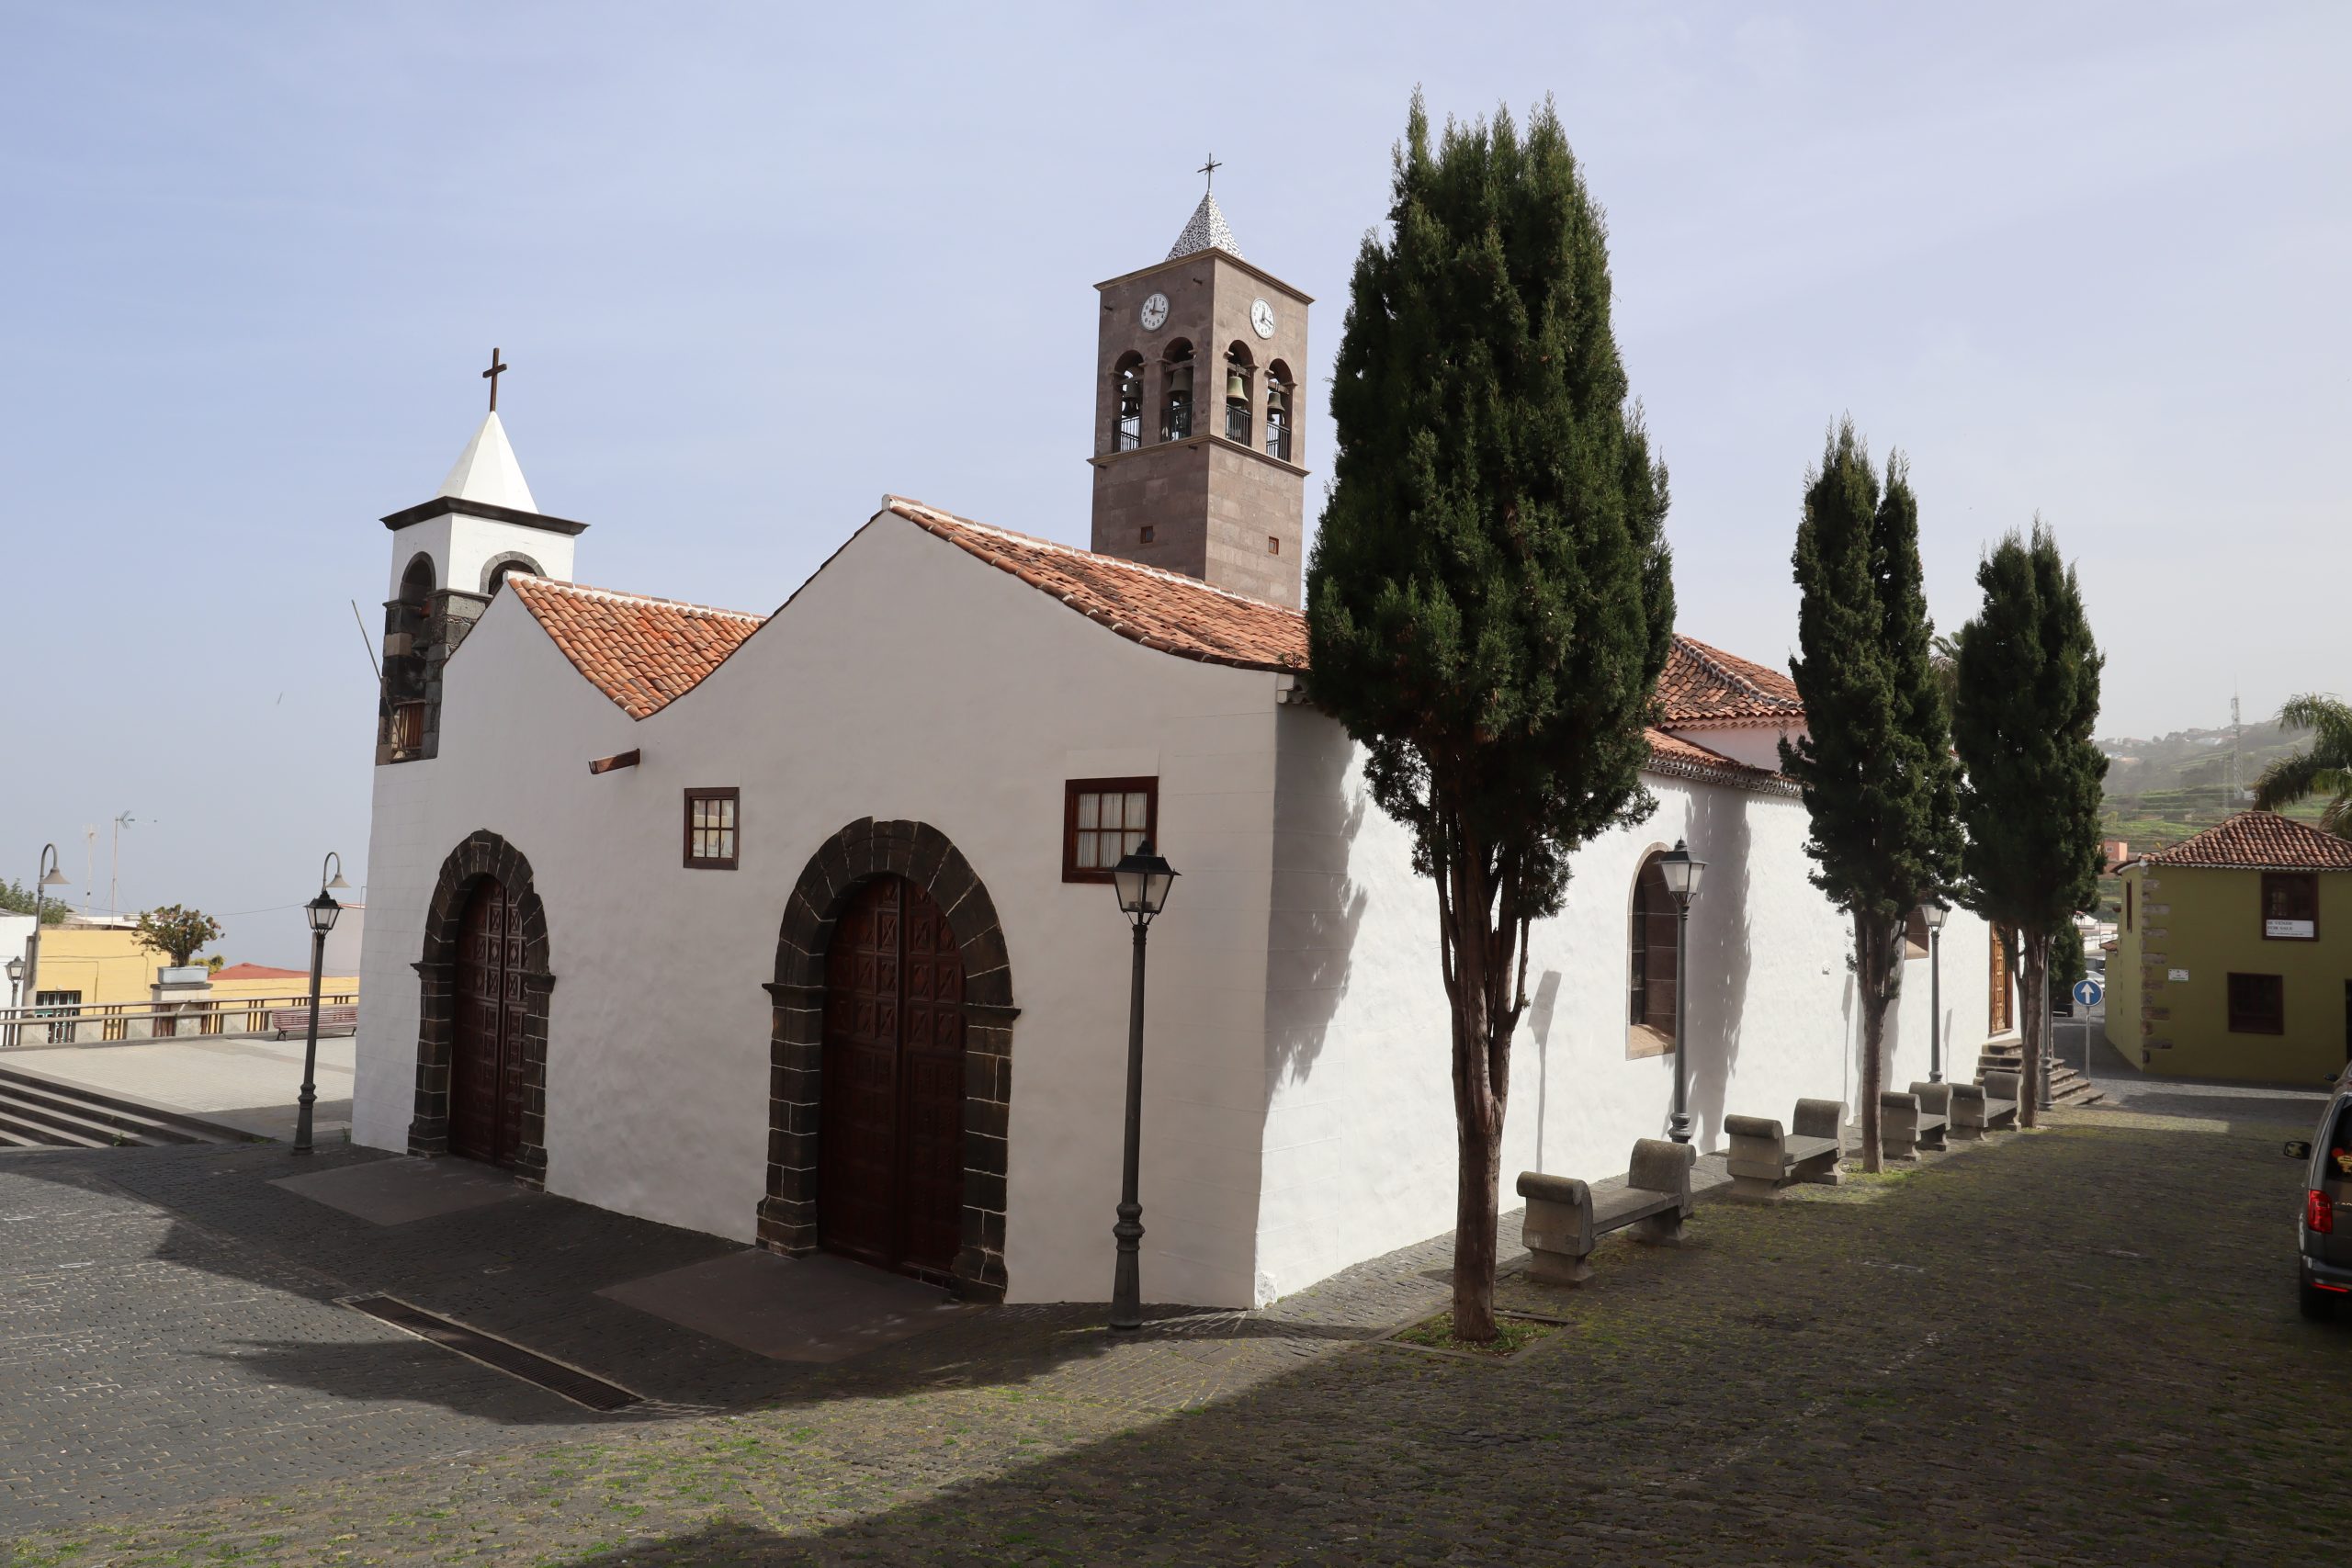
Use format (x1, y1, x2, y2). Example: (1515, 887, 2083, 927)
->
(0, 1093, 2346, 1564)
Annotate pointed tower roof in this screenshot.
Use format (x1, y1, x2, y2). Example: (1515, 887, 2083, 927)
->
(1167, 192, 1242, 261)
(437, 411, 539, 513)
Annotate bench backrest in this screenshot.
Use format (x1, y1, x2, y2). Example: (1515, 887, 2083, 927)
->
(1793, 1098, 1845, 1145)
(1983, 1070, 2021, 1100)
(1516, 1170, 1590, 1208)
(1909, 1081, 1953, 1115)
(1628, 1137, 1693, 1207)
(1949, 1081, 1985, 1107)
(272, 1005, 357, 1032)
(1724, 1112, 1784, 1143)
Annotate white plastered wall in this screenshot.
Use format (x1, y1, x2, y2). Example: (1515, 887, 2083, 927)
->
(384, 512, 575, 601)
(1254, 710, 2000, 1303)
(356, 512, 1281, 1307)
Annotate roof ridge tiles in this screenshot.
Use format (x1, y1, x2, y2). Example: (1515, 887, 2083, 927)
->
(508, 574, 768, 624)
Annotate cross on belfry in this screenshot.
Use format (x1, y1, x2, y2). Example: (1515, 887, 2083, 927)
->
(1198, 153, 1221, 191)
(481, 346, 509, 412)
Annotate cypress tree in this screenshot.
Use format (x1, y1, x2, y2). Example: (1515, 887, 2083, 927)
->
(1306, 95, 1674, 1341)
(1781, 422, 1962, 1171)
(1951, 524, 2106, 1126)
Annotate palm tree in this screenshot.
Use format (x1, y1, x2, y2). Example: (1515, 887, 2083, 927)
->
(2255, 694, 2352, 836)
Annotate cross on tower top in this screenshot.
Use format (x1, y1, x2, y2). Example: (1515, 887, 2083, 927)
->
(481, 346, 509, 412)
(1197, 153, 1221, 191)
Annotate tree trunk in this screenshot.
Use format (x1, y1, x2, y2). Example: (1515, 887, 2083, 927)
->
(1853, 910, 1888, 1172)
(2018, 931, 2047, 1129)
(1441, 827, 1510, 1345)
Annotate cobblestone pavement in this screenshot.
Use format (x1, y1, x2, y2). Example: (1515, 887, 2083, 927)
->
(5, 1087, 2349, 1565)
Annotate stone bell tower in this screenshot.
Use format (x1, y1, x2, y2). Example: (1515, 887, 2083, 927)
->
(375, 355, 590, 763)
(1088, 182, 1311, 608)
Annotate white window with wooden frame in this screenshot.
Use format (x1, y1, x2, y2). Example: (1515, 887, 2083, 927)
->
(684, 787, 740, 870)
(1064, 777, 1157, 883)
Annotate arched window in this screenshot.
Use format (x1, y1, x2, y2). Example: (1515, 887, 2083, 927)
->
(1160, 339, 1194, 441)
(1223, 342, 1254, 444)
(1627, 852, 1679, 1057)
(1264, 359, 1295, 461)
(387, 554, 438, 758)
(481, 552, 544, 595)
(1111, 352, 1145, 452)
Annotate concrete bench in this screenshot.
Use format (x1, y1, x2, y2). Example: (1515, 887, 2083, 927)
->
(1517, 1138, 1695, 1286)
(1951, 1071, 2019, 1139)
(1725, 1098, 1846, 1201)
(1882, 1086, 1952, 1161)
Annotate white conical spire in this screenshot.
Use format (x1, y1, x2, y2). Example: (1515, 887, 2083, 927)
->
(1167, 191, 1242, 261)
(437, 411, 539, 513)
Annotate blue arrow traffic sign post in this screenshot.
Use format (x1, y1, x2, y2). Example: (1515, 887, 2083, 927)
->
(2073, 977, 2103, 1009)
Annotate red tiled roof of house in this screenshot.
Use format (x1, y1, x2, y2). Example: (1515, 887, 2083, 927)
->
(2141, 810, 2352, 871)
(210, 963, 310, 982)
(886, 497, 1311, 672)
(505, 500, 1804, 795)
(1656, 636, 1804, 727)
(1644, 728, 1798, 795)
(507, 574, 768, 720)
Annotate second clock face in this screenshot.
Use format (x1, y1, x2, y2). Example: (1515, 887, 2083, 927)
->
(1140, 293, 1170, 332)
(1250, 298, 1277, 338)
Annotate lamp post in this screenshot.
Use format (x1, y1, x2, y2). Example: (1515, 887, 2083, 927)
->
(16, 846, 69, 1049)
(5, 955, 20, 1049)
(1923, 901, 1949, 1083)
(1107, 839, 1178, 1331)
(1656, 840, 1706, 1145)
(293, 852, 352, 1155)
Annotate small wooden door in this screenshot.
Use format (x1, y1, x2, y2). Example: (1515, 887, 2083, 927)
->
(1989, 931, 2015, 1034)
(450, 877, 528, 1167)
(820, 876, 966, 1277)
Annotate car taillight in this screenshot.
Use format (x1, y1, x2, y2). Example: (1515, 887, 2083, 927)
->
(2309, 1190, 2335, 1234)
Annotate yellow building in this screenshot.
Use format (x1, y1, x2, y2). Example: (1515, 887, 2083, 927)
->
(2107, 811, 2352, 1083)
(22, 920, 168, 1010)
(208, 964, 359, 1003)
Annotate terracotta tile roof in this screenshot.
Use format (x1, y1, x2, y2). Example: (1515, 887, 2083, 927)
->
(886, 497, 1310, 671)
(1644, 728, 1798, 795)
(2141, 810, 2352, 871)
(506, 574, 767, 720)
(1657, 636, 1804, 727)
(209, 963, 309, 982)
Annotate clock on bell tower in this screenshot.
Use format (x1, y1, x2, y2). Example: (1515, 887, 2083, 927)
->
(1088, 182, 1311, 608)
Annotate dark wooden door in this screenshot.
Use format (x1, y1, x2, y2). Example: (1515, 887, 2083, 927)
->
(820, 876, 966, 1277)
(450, 877, 526, 1167)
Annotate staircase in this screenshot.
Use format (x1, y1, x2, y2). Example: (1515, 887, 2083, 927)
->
(0, 1063, 260, 1149)
(1975, 1036, 2104, 1108)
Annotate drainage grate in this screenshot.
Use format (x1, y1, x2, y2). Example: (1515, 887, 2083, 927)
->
(345, 1295, 642, 1412)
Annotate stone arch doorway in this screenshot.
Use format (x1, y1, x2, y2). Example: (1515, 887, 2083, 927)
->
(410, 830, 553, 1183)
(764, 818, 1017, 1300)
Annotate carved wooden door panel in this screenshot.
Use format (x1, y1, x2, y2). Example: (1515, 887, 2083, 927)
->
(450, 877, 510, 1165)
(819, 876, 966, 1277)
(496, 884, 529, 1163)
(897, 880, 966, 1275)
(820, 878, 903, 1268)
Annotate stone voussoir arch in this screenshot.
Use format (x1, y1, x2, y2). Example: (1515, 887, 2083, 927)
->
(408, 829, 555, 1185)
(761, 818, 1018, 1301)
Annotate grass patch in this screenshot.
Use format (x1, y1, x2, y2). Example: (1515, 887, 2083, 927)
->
(1389, 1312, 1556, 1359)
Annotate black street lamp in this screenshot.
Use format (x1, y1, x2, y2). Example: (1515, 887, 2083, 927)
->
(1922, 901, 1950, 1083)
(15, 846, 69, 1050)
(293, 852, 353, 1156)
(1108, 838, 1178, 1331)
(1656, 840, 1706, 1145)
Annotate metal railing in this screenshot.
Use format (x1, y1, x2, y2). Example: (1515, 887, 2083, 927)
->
(1265, 421, 1293, 462)
(2, 993, 360, 1048)
(1225, 403, 1251, 443)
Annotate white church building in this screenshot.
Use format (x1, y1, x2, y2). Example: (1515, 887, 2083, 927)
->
(354, 196, 2011, 1308)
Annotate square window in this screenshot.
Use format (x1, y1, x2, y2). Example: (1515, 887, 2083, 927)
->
(2227, 972, 2284, 1034)
(1063, 776, 1159, 883)
(1140, 525, 1155, 544)
(684, 787, 740, 869)
(1268, 536, 1281, 555)
(2261, 873, 2319, 940)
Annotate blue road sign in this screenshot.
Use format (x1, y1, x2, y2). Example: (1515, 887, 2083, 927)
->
(2073, 977, 2103, 1008)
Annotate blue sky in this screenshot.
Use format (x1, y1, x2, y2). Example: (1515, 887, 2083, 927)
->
(3, 2, 2346, 964)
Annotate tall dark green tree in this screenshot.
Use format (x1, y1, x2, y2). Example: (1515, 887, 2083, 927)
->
(1781, 423, 1962, 1170)
(1306, 95, 1674, 1342)
(1951, 524, 2105, 1127)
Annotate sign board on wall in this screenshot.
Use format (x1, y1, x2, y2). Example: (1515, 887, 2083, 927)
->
(2169, 969, 2190, 982)
(2265, 919, 2317, 940)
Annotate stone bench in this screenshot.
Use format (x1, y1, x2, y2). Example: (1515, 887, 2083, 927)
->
(1517, 1138, 1695, 1286)
(1951, 1070, 2020, 1139)
(1882, 1086, 1952, 1161)
(1725, 1098, 1846, 1201)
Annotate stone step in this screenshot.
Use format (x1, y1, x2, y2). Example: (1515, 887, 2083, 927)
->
(0, 1066, 257, 1149)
